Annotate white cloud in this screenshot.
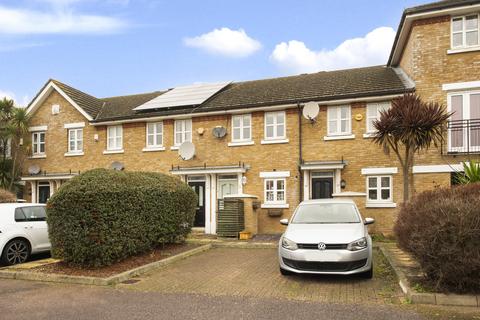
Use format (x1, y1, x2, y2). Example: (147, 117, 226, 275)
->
(0, 4, 127, 35)
(184, 28, 261, 58)
(270, 27, 396, 73)
(0, 90, 15, 101)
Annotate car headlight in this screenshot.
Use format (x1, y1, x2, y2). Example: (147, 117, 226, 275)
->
(347, 237, 367, 251)
(281, 237, 298, 251)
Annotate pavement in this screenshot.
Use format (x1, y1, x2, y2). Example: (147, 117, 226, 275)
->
(119, 248, 401, 304)
(1, 247, 479, 319)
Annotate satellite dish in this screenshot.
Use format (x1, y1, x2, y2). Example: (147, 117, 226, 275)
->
(212, 126, 227, 138)
(110, 161, 124, 171)
(302, 102, 320, 121)
(178, 141, 195, 160)
(28, 164, 41, 175)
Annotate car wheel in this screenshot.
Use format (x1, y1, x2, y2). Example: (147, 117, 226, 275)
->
(1, 239, 31, 266)
(280, 267, 292, 276)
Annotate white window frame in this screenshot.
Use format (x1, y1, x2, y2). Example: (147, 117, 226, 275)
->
(32, 131, 46, 156)
(145, 122, 164, 150)
(447, 90, 480, 152)
(366, 175, 393, 205)
(106, 125, 123, 151)
(366, 102, 390, 134)
(174, 119, 192, 146)
(264, 111, 286, 141)
(67, 128, 83, 154)
(264, 178, 286, 205)
(327, 105, 351, 136)
(231, 114, 252, 143)
(451, 14, 480, 49)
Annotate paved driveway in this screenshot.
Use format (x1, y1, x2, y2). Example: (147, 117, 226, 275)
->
(119, 248, 402, 304)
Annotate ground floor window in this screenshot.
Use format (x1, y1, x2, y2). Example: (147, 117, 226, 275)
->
(366, 175, 392, 204)
(264, 178, 286, 204)
(217, 175, 238, 199)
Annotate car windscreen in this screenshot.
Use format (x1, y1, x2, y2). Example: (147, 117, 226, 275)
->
(291, 203, 360, 224)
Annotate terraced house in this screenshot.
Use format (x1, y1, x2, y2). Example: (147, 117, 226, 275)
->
(21, 0, 480, 235)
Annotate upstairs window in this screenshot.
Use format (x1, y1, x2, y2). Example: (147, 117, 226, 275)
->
(146, 122, 163, 148)
(264, 111, 286, 140)
(327, 105, 351, 136)
(174, 119, 192, 146)
(232, 114, 252, 142)
(452, 14, 479, 48)
(32, 132, 46, 156)
(107, 125, 123, 151)
(366, 102, 390, 133)
(68, 128, 83, 153)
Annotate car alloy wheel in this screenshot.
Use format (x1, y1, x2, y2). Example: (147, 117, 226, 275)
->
(5, 240, 29, 265)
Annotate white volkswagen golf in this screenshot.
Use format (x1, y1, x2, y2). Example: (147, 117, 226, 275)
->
(0, 203, 51, 265)
(278, 199, 374, 278)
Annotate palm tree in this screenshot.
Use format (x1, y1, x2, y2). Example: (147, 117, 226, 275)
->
(0, 98, 30, 190)
(7, 107, 30, 190)
(372, 93, 451, 202)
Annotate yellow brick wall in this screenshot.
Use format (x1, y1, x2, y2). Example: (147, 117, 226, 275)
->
(398, 15, 480, 167)
(23, 14, 479, 235)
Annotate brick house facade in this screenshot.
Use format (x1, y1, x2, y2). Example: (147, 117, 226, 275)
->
(21, 0, 480, 235)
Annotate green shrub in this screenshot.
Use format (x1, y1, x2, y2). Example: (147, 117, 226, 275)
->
(47, 169, 197, 267)
(394, 183, 480, 293)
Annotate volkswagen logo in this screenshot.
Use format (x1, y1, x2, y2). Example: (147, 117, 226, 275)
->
(318, 242, 326, 250)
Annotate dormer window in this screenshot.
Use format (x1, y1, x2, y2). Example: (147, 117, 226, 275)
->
(452, 14, 479, 49)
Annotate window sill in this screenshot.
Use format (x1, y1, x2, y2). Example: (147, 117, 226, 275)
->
(365, 202, 397, 208)
(228, 141, 255, 147)
(103, 149, 124, 155)
(447, 46, 480, 55)
(64, 152, 84, 157)
(363, 133, 376, 139)
(323, 134, 355, 141)
(260, 139, 289, 145)
(170, 146, 181, 150)
(30, 154, 46, 159)
(261, 203, 289, 209)
(142, 147, 165, 152)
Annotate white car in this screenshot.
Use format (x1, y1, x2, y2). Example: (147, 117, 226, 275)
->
(278, 199, 374, 278)
(0, 203, 51, 266)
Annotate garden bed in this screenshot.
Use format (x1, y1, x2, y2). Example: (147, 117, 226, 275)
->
(31, 243, 200, 278)
(0, 243, 211, 286)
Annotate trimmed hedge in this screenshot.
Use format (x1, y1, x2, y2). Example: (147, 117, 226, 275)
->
(395, 183, 480, 293)
(47, 169, 197, 267)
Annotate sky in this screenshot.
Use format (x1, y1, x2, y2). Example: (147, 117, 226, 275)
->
(0, 0, 431, 106)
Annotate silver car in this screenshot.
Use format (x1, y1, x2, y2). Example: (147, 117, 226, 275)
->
(278, 199, 374, 278)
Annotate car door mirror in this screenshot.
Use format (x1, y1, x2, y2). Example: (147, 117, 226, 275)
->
(364, 217, 375, 225)
(279, 218, 289, 226)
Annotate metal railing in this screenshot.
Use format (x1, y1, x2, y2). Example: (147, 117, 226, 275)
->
(443, 119, 480, 154)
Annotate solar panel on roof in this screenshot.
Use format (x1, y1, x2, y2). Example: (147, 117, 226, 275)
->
(133, 82, 231, 111)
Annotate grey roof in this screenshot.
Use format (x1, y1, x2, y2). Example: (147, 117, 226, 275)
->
(91, 65, 410, 122)
(42, 66, 411, 123)
(52, 80, 105, 118)
(388, 0, 480, 65)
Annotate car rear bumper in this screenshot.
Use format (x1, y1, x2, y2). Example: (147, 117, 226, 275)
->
(278, 245, 372, 275)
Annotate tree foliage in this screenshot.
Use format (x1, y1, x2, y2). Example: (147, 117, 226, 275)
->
(0, 98, 30, 191)
(373, 94, 450, 201)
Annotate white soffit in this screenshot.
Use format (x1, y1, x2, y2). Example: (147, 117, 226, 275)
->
(134, 82, 231, 111)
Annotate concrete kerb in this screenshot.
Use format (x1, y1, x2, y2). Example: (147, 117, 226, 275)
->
(0, 244, 212, 287)
(378, 244, 479, 307)
(185, 238, 278, 249)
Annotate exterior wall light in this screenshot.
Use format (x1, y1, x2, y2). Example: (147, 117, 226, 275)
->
(340, 179, 346, 189)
